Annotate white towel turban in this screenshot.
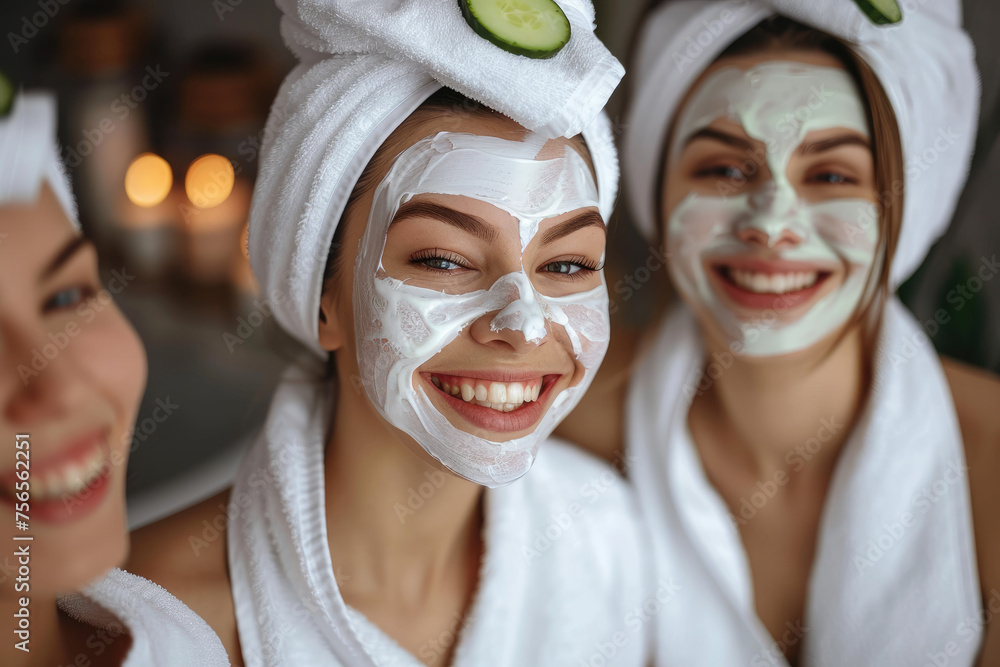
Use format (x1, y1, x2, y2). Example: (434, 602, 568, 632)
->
(623, 0, 980, 288)
(249, 0, 624, 358)
(0, 90, 78, 224)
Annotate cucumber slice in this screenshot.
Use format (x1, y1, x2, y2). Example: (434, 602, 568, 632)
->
(460, 0, 571, 59)
(853, 0, 902, 25)
(0, 71, 14, 118)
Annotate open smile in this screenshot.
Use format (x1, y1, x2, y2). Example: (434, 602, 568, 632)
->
(709, 257, 834, 311)
(0, 427, 113, 524)
(422, 371, 561, 434)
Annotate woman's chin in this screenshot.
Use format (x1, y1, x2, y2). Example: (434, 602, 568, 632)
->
(36, 499, 128, 596)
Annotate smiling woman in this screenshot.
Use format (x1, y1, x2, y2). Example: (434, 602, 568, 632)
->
(592, 2, 1000, 666)
(124, 0, 650, 663)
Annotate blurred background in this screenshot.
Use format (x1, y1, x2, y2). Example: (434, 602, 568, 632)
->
(0, 0, 996, 524)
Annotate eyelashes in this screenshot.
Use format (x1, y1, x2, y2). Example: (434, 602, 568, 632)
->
(541, 256, 602, 281)
(407, 250, 601, 280)
(409, 248, 470, 272)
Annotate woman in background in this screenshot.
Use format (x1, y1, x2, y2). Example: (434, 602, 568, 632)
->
(564, 0, 1000, 664)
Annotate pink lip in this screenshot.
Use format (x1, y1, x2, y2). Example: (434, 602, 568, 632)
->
(424, 374, 561, 434)
(708, 258, 834, 312)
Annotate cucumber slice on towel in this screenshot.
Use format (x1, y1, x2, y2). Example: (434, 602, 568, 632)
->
(460, 0, 571, 59)
(853, 0, 902, 25)
(0, 71, 14, 118)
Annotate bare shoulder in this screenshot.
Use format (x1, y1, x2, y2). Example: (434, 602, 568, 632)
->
(126, 489, 242, 664)
(942, 359, 1000, 645)
(943, 357, 1000, 453)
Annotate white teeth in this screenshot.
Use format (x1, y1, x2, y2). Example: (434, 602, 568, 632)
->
(432, 375, 543, 413)
(18, 446, 108, 502)
(488, 383, 507, 404)
(64, 464, 86, 495)
(730, 269, 819, 294)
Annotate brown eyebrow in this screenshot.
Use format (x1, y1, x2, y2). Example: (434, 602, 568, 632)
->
(537, 210, 606, 245)
(684, 127, 755, 152)
(41, 235, 91, 281)
(684, 128, 871, 156)
(798, 134, 871, 155)
(392, 201, 499, 243)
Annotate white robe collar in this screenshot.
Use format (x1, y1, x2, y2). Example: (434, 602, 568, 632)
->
(627, 298, 982, 666)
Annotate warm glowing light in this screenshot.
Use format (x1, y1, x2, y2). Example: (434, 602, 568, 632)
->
(124, 153, 172, 207)
(185, 154, 235, 209)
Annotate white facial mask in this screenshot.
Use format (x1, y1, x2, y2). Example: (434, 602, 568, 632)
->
(352, 132, 609, 487)
(667, 62, 881, 357)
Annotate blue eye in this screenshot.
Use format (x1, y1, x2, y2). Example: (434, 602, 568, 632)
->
(421, 257, 463, 271)
(409, 249, 469, 273)
(44, 286, 94, 312)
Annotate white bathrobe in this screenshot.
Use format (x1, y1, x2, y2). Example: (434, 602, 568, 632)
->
(58, 568, 231, 666)
(627, 298, 983, 666)
(227, 368, 653, 667)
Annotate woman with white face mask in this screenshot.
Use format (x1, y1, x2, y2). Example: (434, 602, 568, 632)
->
(562, 1, 1000, 665)
(0, 90, 228, 666)
(126, 2, 651, 665)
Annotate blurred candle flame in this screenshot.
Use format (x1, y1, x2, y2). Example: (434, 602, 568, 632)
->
(124, 153, 172, 207)
(185, 154, 235, 209)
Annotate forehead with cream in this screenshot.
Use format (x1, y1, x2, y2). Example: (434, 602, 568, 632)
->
(352, 130, 609, 486)
(672, 61, 870, 173)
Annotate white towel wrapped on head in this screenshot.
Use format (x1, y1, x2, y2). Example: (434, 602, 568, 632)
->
(0, 90, 78, 222)
(623, 0, 980, 288)
(249, 0, 623, 359)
